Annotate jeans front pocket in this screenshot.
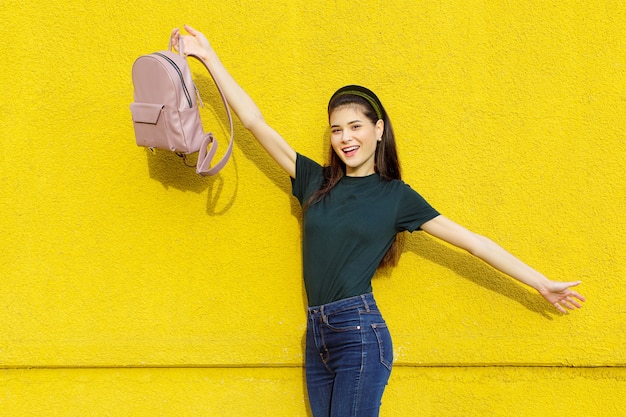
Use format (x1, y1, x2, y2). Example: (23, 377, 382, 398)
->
(371, 322, 393, 371)
(323, 308, 361, 332)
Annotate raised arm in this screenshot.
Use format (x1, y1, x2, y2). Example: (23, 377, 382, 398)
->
(171, 25, 297, 178)
(420, 215, 586, 313)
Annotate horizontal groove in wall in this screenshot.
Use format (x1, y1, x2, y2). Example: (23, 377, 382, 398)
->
(2, 363, 624, 370)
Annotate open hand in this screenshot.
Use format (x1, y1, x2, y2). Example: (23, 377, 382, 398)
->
(540, 281, 586, 313)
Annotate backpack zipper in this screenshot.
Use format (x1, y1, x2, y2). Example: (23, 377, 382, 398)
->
(195, 85, 204, 108)
(154, 52, 193, 108)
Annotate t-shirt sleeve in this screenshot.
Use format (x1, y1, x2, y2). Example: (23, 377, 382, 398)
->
(395, 182, 440, 232)
(291, 153, 324, 206)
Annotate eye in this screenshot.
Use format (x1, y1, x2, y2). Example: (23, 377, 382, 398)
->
(351, 124, 361, 130)
(331, 128, 341, 134)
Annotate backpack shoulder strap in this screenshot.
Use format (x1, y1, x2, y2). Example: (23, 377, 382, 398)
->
(194, 67, 234, 177)
(192, 56, 234, 177)
(170, 38, 234, 177)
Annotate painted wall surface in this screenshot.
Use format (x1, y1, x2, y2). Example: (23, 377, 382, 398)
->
(1, 0, 624, 416)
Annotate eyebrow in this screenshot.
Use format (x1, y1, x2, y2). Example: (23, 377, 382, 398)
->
(330, 119, 363, 128)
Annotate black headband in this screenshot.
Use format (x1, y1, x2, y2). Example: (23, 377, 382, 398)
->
(329, 85, 384, 120)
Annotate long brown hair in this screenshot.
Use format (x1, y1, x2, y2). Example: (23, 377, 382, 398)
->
(306, 86, 403, 268)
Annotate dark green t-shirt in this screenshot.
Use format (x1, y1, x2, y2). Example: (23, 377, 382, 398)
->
(291, 154, 440, 306)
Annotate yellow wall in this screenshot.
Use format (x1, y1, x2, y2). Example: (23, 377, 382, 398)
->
(1, 0, 624, 415)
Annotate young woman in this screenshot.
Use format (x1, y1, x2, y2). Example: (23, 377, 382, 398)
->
(172, 25, 585, 417)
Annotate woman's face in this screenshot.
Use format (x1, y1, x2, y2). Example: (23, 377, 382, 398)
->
(329, 105, 384, 177)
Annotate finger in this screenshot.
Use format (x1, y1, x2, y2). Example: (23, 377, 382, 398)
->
(170, 28, 180, 49)
(184, 24, 198, 35)
(567, 297, 583, 309)
(554, 302, 567, 314)
(570, 291, 586, 303)
(560, 295, 583, 310)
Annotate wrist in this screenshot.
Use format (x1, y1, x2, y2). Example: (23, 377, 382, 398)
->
(534, 278, 552, 295)
(197, 46, 216, 62)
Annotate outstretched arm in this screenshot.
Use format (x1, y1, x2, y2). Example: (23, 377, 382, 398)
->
(420, 215, 586, 313)
(171, 25, 297, 177)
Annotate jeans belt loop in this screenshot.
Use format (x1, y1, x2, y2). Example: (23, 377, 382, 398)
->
(361, 294, 370, 312)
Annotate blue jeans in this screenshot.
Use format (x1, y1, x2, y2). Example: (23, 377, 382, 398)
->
(306, 293, 393, 417)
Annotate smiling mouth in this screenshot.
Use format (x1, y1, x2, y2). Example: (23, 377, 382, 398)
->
(342, 145, 360, 156)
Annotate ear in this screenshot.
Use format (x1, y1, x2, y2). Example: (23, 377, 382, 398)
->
(375, 119, 384, 138)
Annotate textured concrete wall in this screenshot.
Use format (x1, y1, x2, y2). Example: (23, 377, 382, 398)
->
(1, 0, 624, 415)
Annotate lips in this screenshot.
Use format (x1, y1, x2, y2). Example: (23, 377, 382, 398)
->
(342, 145, 360, 157)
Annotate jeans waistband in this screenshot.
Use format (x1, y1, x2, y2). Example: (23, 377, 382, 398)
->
(308, 293, 377, 318)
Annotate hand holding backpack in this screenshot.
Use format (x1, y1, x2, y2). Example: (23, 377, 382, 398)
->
(130, 32, 233, 176)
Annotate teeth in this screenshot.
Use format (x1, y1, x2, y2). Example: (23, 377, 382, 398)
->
(343, 146, 359, 152)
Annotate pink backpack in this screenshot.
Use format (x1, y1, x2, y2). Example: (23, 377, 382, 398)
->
(130, 37, 233, 176)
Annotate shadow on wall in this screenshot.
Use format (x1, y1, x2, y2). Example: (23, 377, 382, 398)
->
(196, 73, 293, 185)
(139, 61, 348, 222)
(141, 70, 305, 216)
(401, 232, 560, 320)
(145, 149, 211, 193)
(142, 136, 299, 220)
(144, 148, 238, 216)
(143, 128, 300, 218)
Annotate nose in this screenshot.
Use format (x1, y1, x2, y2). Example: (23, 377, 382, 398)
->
(342, 130, 352, 142)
